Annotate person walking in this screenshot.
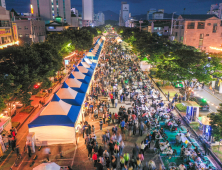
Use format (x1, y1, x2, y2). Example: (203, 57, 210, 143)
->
(111, 113, 115, 124)
(132, 143, 139, 160)
(103, 113, 106, 124)
(120, 119, 125, 134)
(15, 145, 21, 159)
(92, 152, 98, 167)
(115, 98, 118, 108)
(99, 118, 103, 130)
(87, 143, 92, 159)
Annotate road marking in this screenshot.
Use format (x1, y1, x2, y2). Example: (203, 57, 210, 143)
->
(71, 137, 78, 167)
(17, 155, 26, 170)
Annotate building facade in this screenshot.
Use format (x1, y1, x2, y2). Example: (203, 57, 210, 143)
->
(0, 0, 6, 8)
(207, 3, 222, 19)
(15, 19, 46, 44)
(148, 19, 171, 36)
(82, 0, 94, 24)
(172, 14, 222, 53)
(30, 0, 71, 24)
(94, 12, 105, 26)
(71, 7, 78, 17)
(0, 7, 19, 48)
(119, 2, 129, 26)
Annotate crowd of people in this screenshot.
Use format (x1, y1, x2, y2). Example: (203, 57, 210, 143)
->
(77, 35, 215, 170)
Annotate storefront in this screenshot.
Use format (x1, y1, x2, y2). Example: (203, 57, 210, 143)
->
(198, 116, 212, 142)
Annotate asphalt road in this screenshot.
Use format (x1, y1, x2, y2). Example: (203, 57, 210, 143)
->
(193, 88, 221, 114)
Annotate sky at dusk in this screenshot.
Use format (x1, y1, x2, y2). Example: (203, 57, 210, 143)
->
(6, 0, 219, 16)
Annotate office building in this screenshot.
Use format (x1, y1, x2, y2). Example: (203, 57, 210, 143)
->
(147, 9, 165, 20)
(0, 6, 19, 48)
(82, 0, 94, 26)
(30, 0, 71, 24)
(15, 18, 46, 44)
(207, 3, 222, 19)
(172, 14, 222, 53)
(94, 12, 105, 26)
(147, 8, 156, 20)
(0, 0, 6, 8)
(119, 2, 129, 26)
(71, 7, 78, 17)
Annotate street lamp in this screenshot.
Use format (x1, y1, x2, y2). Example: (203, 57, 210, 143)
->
(171, 12, 176, 35)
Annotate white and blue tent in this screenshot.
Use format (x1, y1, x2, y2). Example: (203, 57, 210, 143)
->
(76, 65, 93, 77)
(66, 73, 89, 93)
(56, 82, 85, 106)
(72, 70, 91, 84)
(83, 57, 97, 67)
(79, 62, 94, 73)
(28, 94, 81, 145)
(82, 58, 96, 69)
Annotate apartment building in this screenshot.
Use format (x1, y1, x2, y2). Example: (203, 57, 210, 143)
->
(172, 14, 222, 53)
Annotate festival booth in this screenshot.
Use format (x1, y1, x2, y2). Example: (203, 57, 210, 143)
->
(65, 73, 89, 93)
(56, 82, 85, 106)
(28, 94, 81, 145)
(28, 36, 105, 146)
(184, 102, 200, 123)
(198, 116, 212, 142)
(72, 69, 91, 84)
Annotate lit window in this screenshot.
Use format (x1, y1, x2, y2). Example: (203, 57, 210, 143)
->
(197, 22, 205, 29)
(19, 34, 23, 37)
(25, 34, 29, 37)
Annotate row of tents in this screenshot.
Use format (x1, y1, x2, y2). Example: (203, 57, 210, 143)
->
(28, 37, 105, 145)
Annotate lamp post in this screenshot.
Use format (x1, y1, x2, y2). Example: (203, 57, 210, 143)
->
(139, 20, 143, 32)
(170, 12, 176, 35)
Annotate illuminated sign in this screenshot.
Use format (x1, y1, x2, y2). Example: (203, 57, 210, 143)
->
(12, 23, 18, 41)
(0, 28, 12, 36)
(30, 4, 34, 14)
(210, 46, 222, 51)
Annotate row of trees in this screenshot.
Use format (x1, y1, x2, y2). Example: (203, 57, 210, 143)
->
(0, 27, 102, 112)
(115, 26, 222, 99)
(116, 26, 222, 141)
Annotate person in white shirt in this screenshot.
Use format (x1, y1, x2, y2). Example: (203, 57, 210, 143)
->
(178, 163, 186, 170)
(115, 98, 118, 108)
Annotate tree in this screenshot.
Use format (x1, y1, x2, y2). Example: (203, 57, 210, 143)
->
(155, 49, 214, 100)
(209, 104, 222, 141)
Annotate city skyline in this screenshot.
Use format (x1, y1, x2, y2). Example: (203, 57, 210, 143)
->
(6, 0, 220, 17)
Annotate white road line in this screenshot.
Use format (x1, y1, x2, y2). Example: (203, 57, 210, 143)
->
(71, 137, 78, 167)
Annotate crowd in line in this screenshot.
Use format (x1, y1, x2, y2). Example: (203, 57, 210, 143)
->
(77, 36, 214, 170)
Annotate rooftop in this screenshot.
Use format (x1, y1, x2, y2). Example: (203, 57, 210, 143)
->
(180, 14, 218, 20)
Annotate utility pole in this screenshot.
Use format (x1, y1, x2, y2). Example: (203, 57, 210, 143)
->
(170, 12, 176, 35)
(139, 20, 143, 32)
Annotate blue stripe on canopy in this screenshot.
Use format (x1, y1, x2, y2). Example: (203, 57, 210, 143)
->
(78, 75, 91, 84)
(61, 92, 85, 106)
(67, 105, 81, 122)
(51, 94, 60, 102)
(71, 82, 88, 93)
(28, 115, 75, 128)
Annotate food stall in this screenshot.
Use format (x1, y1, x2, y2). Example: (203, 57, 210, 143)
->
(184, 101, 200, 123)
(198, 116, 212, 142)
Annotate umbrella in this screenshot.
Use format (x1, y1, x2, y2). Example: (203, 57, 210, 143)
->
(33, 162, 60, 170)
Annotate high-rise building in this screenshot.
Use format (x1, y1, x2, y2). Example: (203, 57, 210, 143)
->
(82, 0, 94, 26)
(207, 3, 222, 19)
(94, 12, 105, 26)
(0, 0, 6, 8)
(119, 2, 129, 26)
(30, 0, 71, 24)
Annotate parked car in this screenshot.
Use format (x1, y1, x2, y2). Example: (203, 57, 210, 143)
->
(192, 97, 210, 111)
(172, 81, 184, 88)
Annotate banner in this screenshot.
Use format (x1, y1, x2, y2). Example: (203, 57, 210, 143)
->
(0, 28, 12, 36)
(12, 23, 18, 41)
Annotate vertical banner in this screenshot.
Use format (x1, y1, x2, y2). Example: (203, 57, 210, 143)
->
(12, 23, 18, 42)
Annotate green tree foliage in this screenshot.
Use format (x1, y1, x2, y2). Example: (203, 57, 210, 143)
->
(209, 104, 222, 141)
(0, 27, 97, 107)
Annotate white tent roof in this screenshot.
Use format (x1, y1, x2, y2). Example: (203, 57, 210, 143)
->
(66, 77, 82, 88)
(40, 97, 71, 116)
(72, 70, 86, 79)
(33, 162, 60, 170)
(57, 85, 79, 100)
(81, 62, 91, 69)
(84, 57, 93, 64)
(86, 52, 95, 56)
(78, 66, 89, 73)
